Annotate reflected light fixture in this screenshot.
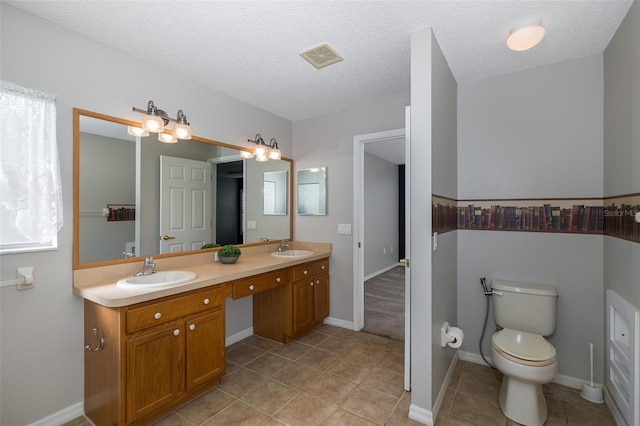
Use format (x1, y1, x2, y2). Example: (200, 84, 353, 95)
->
(506, 20, 545, 52)
(127, 126, 149, 137)
(247, 134, 282, 161)
(132, 100, 192, 142)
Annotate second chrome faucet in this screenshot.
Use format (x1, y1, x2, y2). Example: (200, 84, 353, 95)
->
(135, 256, 156, 276)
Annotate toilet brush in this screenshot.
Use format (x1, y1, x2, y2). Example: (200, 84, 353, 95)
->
(580, 343, 604, 403)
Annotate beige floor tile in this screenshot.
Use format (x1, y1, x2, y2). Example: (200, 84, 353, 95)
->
(152, 412, 192, 426)
(314, 323, 342, 336)
(544, 394, 568, 424)
(435, 414, 475, 426)
(268, 340, 312, 360)
(564, 400, 616, 426)
(174, 388, 235, 424)
(389, 340, 405, 355)
(244, 352, 292, 377)
(240, 379, 299, 415)
(449, 391, 507, 425)
(345, 343, 389, 366)
(379, 351, 405, 375)
(217, 367, 266, 398)
(439, 389, 456, 418)
(245, 335, 286, 352)
(332, 327, 367, 342)
(304, 372, 357, 406)
(225, 343, 266, 366)
(61, 417, 94, 426)
(361, 366, 405, 398)
(325, 409, 378, 425)
(326, 355, 374, 384)
(271, 361, 324, 390)
(296, 331, 331, 347)
(341, 386, 399, 425)
(274, 393, 338, 425)
(316, 335, 357, 355)
(297, 347, 342, 371)
(202, 400, 269, 425)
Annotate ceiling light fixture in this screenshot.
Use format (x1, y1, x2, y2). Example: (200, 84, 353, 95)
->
(132, 100, 192, 142)
(127, 126, 149, 137)
(506, 21, 545, 52)
(247, 134, 281, 161)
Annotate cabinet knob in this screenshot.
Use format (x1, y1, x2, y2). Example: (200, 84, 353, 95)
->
(154, 312, 162, 320)
(249, 285, 255, 291)
(173, 329, 180, 336)
(203, 298, 210, 305)
(189, 324, 196, 331)
(310, 281, 314, 287)
(304, 270, 308, 275)
(276, 277, 281, 283)
(316, 279, 320, 284)
(321, 265, 325, 270)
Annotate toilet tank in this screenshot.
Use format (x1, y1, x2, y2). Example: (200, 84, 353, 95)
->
(492, 280, 558, 336)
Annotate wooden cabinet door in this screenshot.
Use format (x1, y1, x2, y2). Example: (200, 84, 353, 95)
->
(127, 324, 184, 422)
(313, 274, 330, 321)
(291, 279, 314, 335)
(185, 308, 225, 391)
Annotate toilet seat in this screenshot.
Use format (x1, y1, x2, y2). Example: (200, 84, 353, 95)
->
(492, 328, 557, 367)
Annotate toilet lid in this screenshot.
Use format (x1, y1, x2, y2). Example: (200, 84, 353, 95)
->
(492, 328, 556, 362)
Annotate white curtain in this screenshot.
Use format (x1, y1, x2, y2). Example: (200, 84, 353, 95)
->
(0, 81, 63, 243)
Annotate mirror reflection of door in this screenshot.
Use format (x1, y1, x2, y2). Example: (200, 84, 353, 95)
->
(215, 160, 244, 245)
(159, 155, 212, 253)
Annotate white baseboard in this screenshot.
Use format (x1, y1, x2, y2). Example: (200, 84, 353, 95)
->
(225, 327, 254, 347)
(28, 402, 85, 426)
(431, 354, 459, 422)
(408, 403, 433, 425)
(363, 262, 403, 281)
(457, 350, 594, 390)
(323, 316, 354, 330)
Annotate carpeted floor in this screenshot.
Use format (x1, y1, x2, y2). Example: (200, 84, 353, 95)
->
(363, 265, 405, 341)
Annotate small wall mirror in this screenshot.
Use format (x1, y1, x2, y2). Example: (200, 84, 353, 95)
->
(297, 167, 327, 216)
(263, 171, 288, 215)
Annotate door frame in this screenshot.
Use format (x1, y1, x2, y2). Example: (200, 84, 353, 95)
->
(352, 126, 409, 390)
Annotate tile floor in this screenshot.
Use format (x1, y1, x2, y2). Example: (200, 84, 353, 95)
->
(66, 324, 616, 426)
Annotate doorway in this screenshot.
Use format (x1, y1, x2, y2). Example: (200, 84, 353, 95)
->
(353, 123, 410, 390)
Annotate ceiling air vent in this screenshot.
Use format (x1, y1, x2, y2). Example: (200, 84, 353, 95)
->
(299, 43, 343, 69)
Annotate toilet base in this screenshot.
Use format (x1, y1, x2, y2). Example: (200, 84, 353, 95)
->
(499, 376, 547, 426)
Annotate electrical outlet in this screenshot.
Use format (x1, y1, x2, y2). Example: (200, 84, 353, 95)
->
(390, 246, 394, 253)
(337, 224, 352, 235)
(383, 247, 387, 254)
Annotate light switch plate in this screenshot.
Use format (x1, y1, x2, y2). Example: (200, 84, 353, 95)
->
(338, 223, 352, 235)
(247, 220, 257, 230)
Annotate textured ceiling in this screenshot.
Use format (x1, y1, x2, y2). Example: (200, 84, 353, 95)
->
(7, 1, 634, 121)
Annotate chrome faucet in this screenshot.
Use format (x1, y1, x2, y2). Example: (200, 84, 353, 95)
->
(276, 240, 289, 253)
(135, 256, 156, 276)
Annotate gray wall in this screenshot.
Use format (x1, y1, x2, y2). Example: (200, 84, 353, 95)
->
(0, 4, 292, 425)
(292, 98, 409, 325)
(429, 29, 458, 412)
(457, 55, 606, 383)
(363, 152, 399, 277)
(604, 0, 640, 311)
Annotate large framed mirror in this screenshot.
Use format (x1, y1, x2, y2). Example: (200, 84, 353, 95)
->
(73, 109, 293, 269)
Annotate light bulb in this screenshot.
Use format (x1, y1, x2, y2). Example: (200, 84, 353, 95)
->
(127, 126, 149, 137)
(172, 122, 192, 140)
(141, 114, 164, 133)
(158, 132, 178, 143)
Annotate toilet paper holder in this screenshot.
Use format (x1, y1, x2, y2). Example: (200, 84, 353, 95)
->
(440, 322, 463, 348)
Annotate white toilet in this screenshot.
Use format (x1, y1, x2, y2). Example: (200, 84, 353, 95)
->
(490, 280, 559, 426)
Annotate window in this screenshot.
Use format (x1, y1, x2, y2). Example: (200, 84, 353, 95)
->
(0, 81, 62, 253)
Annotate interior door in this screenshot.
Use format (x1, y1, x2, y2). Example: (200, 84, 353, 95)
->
(403, 106, 411, 391)
(159, 155, 212, 253)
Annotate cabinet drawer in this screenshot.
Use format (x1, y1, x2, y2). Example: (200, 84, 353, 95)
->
(232, 269, 289, 299)
(292, 259, 329, 281)
(126, 286, 223, 334)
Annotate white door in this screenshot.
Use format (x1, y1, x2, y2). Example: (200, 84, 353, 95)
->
(403, 106, 411, 391)
(159, 155, 212, 253)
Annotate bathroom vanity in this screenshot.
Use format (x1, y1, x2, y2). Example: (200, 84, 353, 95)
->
(75, 243, 330, 426)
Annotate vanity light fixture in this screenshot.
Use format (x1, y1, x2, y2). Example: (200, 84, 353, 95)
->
(132, 100, 192, 142)
(507, 20, 545, 52)
(247, 133, 281, 161)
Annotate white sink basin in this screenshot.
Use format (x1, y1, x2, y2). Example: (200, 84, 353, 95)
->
(271, 250, 314, 258)
(117, 270, 197, 289)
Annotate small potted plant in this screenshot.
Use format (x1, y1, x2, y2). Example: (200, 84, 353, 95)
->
(217, 244, 241, 264)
